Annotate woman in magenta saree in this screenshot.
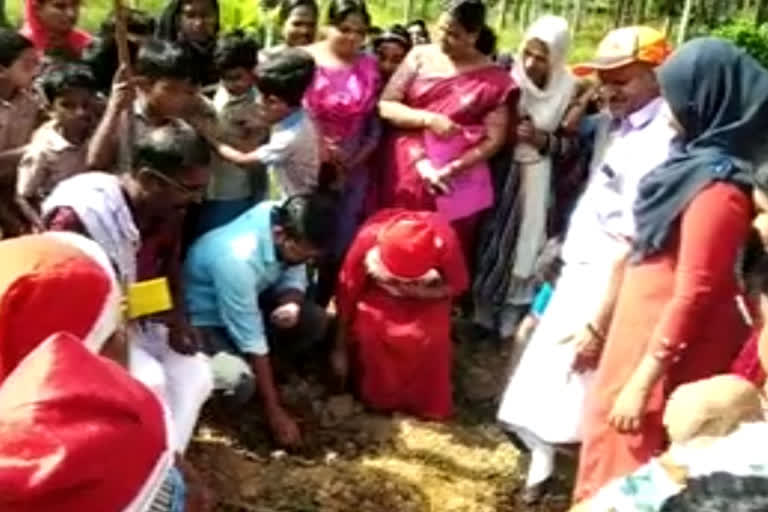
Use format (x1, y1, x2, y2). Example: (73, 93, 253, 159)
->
(377, 0, 514, 265)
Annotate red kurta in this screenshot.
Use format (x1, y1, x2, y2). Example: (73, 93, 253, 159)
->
(336, 209, 468, 420)
(575, 183, 753, 501)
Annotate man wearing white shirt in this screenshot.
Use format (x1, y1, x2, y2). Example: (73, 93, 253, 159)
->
(496, 26, 678, 504)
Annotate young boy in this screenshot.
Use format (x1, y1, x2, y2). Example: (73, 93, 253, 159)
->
(16, 63, 97, 230)
(197, 32, 269, 234)
(206, 48, 320, 199)
(0, 30, 43, 237)
(87, 38, 201, 172)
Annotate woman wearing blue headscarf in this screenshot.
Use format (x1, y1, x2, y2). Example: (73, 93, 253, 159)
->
(576, 38, 768, 501)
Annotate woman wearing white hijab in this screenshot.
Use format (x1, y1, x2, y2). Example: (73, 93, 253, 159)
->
(473, 15, 577, 337)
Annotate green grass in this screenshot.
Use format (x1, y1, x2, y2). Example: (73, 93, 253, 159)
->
(4, 1, 633, 63)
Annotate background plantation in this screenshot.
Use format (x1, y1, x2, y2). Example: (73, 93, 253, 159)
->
(6, 0, 768, 64)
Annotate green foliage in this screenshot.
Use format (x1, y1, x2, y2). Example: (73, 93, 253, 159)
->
(712, 19, 768, 69)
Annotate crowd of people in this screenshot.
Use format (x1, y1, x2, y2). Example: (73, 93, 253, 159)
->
(2, 0, 768, 510)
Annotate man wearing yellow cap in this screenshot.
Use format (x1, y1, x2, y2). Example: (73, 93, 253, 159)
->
(496, 26, 676, 504)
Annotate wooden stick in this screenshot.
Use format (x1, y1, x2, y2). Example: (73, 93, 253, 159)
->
(113, 0, 132, 73)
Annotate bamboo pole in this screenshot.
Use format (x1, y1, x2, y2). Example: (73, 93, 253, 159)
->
(114, 0, 132, 73)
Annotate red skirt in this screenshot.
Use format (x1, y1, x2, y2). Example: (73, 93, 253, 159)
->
(351, 286, 453, 420)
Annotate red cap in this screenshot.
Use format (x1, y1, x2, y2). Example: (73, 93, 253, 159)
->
(0, 233, 122, 382)
(0, 333, 172, 511)
(377, 216, 444, 280)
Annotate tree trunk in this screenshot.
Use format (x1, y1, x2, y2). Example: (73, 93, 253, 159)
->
(572, 0, 584, 33)
(757, 0, 768, 25)
(678, 0, 694, 45)
(635, 0, 650, 23)
(404, 0, 415, 23)
(663, 15, 673, 36)
(497, 0, 512, 31)
(614, 0, 627, 27)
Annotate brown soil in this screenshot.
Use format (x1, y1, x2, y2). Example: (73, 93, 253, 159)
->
(188, 327, 574, 512)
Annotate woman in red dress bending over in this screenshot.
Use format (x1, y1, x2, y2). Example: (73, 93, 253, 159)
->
(333, 209, 468, 420)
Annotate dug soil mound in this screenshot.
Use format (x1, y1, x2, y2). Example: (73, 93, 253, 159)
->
(188, 328, 574, 512)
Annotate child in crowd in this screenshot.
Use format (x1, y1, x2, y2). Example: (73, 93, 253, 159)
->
(82, 8, 156, 94)
(203, 48, 320, 199)
(87, 38, 201, 172)
(157, 0, 221, 88)
(196, 32, 268, 235)
(372, 24, 412, 85)
(405, 19, 430, 45)
(21, 0, 92, 59)
(260, 0, 319, 63)
(16, 63, 97, 231)
(514, 237, 563, 344)
(0, 31, 43, 238)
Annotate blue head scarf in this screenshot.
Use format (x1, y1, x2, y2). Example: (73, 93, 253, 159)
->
(633, 38, 768, 260)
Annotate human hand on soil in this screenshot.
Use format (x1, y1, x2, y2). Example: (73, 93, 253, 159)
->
(608, 382, 648, 433)
(270, 302, 301, 329)
(267, 406, 303, 447)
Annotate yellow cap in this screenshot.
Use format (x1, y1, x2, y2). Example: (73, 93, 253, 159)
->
(572, 26, 671, 76)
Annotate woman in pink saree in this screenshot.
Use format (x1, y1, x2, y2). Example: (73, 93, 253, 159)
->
(377, 0, 514, 264)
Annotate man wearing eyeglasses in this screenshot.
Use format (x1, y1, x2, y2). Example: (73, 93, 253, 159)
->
(184, 193, 337, 449)
(42, 123, 214, 453)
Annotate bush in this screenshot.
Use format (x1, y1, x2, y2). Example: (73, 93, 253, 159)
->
(712, 19, 768, 69)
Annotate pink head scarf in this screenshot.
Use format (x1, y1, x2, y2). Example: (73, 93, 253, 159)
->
(20, 0, 92, 57)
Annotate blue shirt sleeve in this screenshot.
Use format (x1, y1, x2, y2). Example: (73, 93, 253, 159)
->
(209, 257, 269, 355)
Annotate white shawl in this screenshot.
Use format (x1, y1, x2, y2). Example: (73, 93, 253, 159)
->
(43, 172, 140, 285)
(509, 15, 577, 284)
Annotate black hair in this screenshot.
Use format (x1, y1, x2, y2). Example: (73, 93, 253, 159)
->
(278, 0, 319, 24)
(255, 48, 316, 106)
(0, 30, 33, 68)
(214, 31, 259, 73)
(373, 24, 412, 52)
(660, 473, 768, 512)
(135, 38, 200, 84)
(132, 123, 211, 176)
(327, 0, 371, 28)
(99, 8, 156, 38)
(272, 193, 337, 251)
(40, 63, 97, 104)
(742, 226, 768, 297)
(406, 19, 427, 31)
(443, 0, 486, 34)
(156, 0, 221, 42)
(476, 25, 496, 56)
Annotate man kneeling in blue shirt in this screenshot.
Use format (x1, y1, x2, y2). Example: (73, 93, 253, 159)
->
(184, 193, 336, 448)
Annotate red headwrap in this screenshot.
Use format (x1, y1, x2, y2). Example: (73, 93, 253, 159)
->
(20, 0, 92, 57)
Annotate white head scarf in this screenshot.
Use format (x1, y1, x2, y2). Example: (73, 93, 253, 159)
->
(512, 15, 576, 134)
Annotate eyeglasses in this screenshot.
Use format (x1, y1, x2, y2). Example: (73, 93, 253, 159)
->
(141, 168, 203, 198)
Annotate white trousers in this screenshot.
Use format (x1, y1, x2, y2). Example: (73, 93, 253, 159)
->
(497, 260, 612, 487)
(129, 322, 214, 453)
